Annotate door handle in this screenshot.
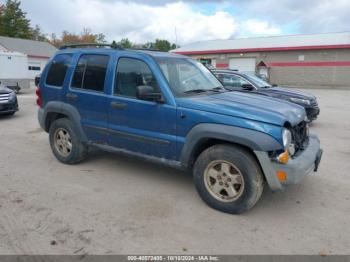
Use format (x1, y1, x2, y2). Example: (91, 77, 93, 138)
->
(110, 101, 127, 110)
(66, 93, 77, 101)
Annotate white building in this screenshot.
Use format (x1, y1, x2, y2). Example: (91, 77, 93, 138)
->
(0, 36, 57, 89)
(172, 32, 350, 88)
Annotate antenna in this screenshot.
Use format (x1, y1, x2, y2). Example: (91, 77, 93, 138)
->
(175, 26, 178, 48)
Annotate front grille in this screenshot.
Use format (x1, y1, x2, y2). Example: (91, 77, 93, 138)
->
(0, 93, 10, 103)
(291, 121, 309, 152)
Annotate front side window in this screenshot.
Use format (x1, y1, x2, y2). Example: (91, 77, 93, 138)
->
(46, 54, 72, 87)
(115, 58, 159, 98)
(155, 57, 223, 96)
(71, 54, 109, 92)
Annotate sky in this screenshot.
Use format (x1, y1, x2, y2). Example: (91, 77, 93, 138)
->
(3, 0, 350, 45)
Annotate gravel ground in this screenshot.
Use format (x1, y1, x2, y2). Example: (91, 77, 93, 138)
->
(0, 89, 349, 255)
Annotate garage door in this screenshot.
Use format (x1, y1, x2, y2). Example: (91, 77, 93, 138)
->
(229, 58, 256, 75)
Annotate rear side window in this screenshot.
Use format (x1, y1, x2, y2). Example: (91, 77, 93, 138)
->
(46, 54, 72, 87)
(71, 54, 109, 92)
(115, 58, 159, 98)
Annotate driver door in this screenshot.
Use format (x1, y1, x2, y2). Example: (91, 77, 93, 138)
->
(107, 56, 177, 159)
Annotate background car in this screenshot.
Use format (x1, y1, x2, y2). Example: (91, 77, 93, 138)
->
(0, 84, 18, 116)
(213, 69, 320, 122)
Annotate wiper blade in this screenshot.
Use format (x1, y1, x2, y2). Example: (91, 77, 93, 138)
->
(210, 87, 225, 92)
(183, 89, 209, 94)
(184, 87, 228, 94)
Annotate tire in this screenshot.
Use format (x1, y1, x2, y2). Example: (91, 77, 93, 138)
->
(193, 144, 264, 214)
(4, 111, 15, 116)
(49, 118, 88, 164)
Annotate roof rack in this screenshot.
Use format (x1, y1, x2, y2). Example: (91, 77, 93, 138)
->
(59, 43, 167, 52)
(59, 42, 124, 50)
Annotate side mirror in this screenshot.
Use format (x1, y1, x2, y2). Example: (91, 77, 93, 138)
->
(241, 84, 254, 91)
(136, 85, 164, 103)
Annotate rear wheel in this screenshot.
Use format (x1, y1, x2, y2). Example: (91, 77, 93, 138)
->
(49, 118, 87, 164)
(193, 144, 264, 214)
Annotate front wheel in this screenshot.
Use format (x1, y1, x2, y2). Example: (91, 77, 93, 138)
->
(193, 144, 264, 214)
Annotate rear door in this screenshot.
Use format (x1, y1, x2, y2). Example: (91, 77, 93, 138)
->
(107, 55, 177, 159)
(65, 53, 111, 142)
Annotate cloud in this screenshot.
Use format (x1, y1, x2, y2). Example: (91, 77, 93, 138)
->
(99, 0, 226, 5)
(240, 20, 281, 36)
(20, 0, 238, 44)
(236, 0, 350, 34)
(18, 0, 350, 45)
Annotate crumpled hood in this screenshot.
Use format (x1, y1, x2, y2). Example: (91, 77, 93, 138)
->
(176, 91, 306, 126)
(265, 86, 316, 100)
(0, 85, 13, 94)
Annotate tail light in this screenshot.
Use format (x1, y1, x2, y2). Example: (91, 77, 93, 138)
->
(35, 75, 42, 107)
(35, 87, 42, 107)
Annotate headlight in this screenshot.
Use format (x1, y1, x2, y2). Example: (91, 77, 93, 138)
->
(278, 128, 293, 164)
(282, 128, 292, 149)
(289, 97, 311, 106)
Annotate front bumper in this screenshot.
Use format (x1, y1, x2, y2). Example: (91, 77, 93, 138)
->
(255, 134, 322, 190)
(0, 100, 18, 114)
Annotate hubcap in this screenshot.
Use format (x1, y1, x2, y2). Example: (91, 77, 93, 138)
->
(204, 160, 245, 202)
(54, 128, 72, 157)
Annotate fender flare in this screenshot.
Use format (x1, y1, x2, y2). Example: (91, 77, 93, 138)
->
(41, 101, 88, 142)
(179, 123, 282, 168)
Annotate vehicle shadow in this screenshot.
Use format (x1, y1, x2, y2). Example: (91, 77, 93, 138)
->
(86, 147, 193, 187)
(83, 146, 315, 217)
(0, 114, 17, 121)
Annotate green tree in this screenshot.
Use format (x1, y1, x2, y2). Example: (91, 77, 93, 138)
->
(118, 38, 133, 48)
(143, 39, 177, 51)
(0, 4, 4, 34)
(154, 39, 172, 51)
(95, 33, 106, 44)
(0, 0, 32, 39)
(30, 24, 47, 41)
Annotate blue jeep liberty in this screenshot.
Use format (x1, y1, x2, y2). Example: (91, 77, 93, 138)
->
(37, 44, 323, 214)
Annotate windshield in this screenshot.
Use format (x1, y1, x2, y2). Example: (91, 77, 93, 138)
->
(155, 57, 224, 96)
(245, 75, 271, 88)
